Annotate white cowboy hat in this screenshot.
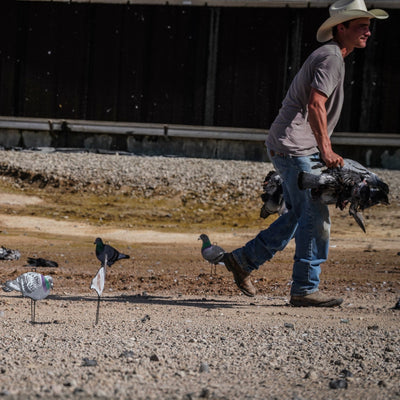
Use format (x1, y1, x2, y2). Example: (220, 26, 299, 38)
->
(316, 0, 388, 43)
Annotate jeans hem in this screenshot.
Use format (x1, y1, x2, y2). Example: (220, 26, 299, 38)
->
(290, 288, 319, 297)
(231, 251, 253, 273)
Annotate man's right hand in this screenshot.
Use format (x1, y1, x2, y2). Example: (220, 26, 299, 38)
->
(321, 150, 344, 168)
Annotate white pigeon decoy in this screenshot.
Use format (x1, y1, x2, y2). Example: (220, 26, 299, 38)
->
(2, 272, 53, 300)
(2, 272, 53, 323)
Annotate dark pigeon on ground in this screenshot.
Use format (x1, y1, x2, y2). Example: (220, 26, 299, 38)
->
(94, 237, 130, 267)
(298, 158, 389, 232)
(199, 234, 225, 274)
(26, 257, 58, 268)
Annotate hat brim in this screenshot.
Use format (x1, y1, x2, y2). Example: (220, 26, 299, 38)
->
(316, 9, 389, 43)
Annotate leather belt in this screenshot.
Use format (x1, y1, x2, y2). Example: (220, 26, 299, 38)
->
(269, 149, 286, 157)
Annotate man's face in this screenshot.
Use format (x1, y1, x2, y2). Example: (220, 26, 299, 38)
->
(342, 18, 372, 48)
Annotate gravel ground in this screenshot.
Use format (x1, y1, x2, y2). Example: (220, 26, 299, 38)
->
(0, 149, 400, 400)
(0, 149, 398, 202)
(1, 292, 400, 400)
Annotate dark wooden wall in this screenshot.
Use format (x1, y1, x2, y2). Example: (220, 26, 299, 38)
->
(1, 1, 399, 133)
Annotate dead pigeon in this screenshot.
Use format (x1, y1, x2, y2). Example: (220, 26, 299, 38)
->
(94, 238, 130, 267)
(298, 158, 389, 232)
(26, 257, 58, 268)
(0, 246, 21, 261)
(2, 272, 53, 300)
(260, 170, 287, 219)
(199, 234, 225, 274)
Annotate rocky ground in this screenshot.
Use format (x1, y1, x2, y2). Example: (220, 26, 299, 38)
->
(0, 149, 399, 400)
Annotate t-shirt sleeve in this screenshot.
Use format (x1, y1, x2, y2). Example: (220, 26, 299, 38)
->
(311, 54, 343, 98)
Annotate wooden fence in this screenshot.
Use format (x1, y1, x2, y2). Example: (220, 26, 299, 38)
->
(1, 1, 400, 134)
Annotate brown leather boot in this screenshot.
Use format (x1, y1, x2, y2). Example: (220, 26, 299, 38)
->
(290, 291, 343, 307)
(222, 253, 256, 297)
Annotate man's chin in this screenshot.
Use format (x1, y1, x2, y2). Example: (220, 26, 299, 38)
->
(356, 41, 368, 49)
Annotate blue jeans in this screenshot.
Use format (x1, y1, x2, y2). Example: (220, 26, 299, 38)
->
(232, 150, 330, 295)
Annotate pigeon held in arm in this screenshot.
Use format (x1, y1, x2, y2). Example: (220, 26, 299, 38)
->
(94, 238, 130, 267)
(298, 158, 389, 232)
(199, 234, 225, 274)
(260, 170, 287, 219)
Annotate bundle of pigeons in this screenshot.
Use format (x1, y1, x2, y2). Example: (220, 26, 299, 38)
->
(260, 158, 389, 232)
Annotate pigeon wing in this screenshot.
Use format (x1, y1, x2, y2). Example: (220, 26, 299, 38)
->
(2, 279, 21, 292)
(201, 244, 225, 264)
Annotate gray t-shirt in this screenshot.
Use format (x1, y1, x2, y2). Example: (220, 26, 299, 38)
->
(266, 41, 345, 156)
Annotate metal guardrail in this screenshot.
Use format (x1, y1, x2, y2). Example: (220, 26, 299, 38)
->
(0, 117, 399, 147)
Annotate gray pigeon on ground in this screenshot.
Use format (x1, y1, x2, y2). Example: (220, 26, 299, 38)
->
(2, 272, 53, 300)
(94, 237, 130, 267)
(0, 246, 21, 261)
(199, 234, 225, 274)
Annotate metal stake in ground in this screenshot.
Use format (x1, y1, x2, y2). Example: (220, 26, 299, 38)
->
(90, 255, 107, 325)
(31, 298, 36, 324)
(31, 266, 36, 324)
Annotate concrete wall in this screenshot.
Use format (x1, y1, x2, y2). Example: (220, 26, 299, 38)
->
(0, 120, 399, 168)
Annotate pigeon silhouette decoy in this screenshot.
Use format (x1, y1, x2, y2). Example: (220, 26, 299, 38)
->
(2, 272, 53, 300)
(94, 238, 130, 267)
(199, 234, 225, 274)
(26, 257, 58, 268)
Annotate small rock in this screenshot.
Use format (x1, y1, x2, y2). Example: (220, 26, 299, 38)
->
(63, 379, 77, 387)
(81, 358, 97, 367)
(199, 362, 209, 373)
(339, 369, 353, 378)
(304, 370, 318, 380)
(199, 388, 211, 398)
(284, 322, 294, 329)
(120, 350, 134, 358)
(141, 314, 150, 323)
(150, 353, 159, 362)
(367, 325, 379, 330)
(329, 379, 348, 389)
(352, 352, 363, 360)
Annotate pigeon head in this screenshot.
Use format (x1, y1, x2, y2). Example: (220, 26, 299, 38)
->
(199, 234, 212, 249)
(44, 276, 53, 289)
(94, 238, 104, 246)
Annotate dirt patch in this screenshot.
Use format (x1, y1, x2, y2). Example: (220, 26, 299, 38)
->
(0, 184, 400, 400)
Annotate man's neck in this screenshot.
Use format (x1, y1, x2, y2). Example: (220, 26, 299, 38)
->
(332, 38, 353, 58)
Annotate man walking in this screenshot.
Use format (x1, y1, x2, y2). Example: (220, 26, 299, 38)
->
(223, 0, 388, 307)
